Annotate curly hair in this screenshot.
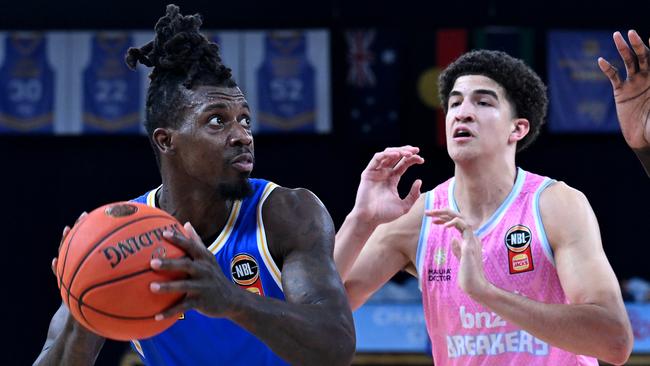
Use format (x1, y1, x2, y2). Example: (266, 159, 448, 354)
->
(438, 50, 548, 152)
(124, 4, 237, 147)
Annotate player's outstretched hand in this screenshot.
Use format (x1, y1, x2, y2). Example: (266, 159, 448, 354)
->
(598, 30, 650, 152)
(352, 146, 424, 227)
(150, 222, 241, 320)
(427, 208, 490, 300)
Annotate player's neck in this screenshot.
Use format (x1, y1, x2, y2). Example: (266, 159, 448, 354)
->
(156, 181, 232, 244)
(452, 158, 517, 228)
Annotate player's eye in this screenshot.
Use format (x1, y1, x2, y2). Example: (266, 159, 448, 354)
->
(240, 116, 252, 128)
(208, 116, 223, 126)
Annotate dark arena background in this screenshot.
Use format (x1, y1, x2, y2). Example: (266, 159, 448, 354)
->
(2, 0, 649, 365)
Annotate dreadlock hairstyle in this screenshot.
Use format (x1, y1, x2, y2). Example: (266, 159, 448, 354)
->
(438, 50, 548, 152)
(125, 4, 237, 146)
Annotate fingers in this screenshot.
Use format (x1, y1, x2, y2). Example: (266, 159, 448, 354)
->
(443, 217, 470, 234)
(403, 179, 422, 207)
(425, 207, 460, 223)
(451, 237, 461, 259)
(150, 278, 197, 294)
(392, 154, 425, 177)
(153, 298, 191, 321)
(162, 222, 208, 261)
(598, 57, 622, 90)
(51, 257, 58, 277)
(366, 146, 420, 171)
(75, 211, 88, 225)
(628, 29, 650, 71)
(613, 31, 639, 77)
(150, 256, 197, 276)
(58, 225, 71, 252)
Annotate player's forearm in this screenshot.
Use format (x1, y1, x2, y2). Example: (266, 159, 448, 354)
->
(334, 211, 377, 279)
(633, 147, 650, 177)
(33, 318, 104, 366)
(228, 292, 355, 366)
(474, 283, 632, 365)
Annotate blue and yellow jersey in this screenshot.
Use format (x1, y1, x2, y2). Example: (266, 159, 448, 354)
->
(130, 178, 288, 366)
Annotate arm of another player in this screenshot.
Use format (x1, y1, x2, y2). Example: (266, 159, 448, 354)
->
(341, 194, 426, 310)
(334, 146, 423, 308)
(598, 30, 650, 176)
(152, 189, 355, 365)
(33, 225, 105, 366)
(433, 183, 633, 365)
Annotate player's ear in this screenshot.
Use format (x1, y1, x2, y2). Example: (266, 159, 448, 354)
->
(153, 128, 175, 155)
(509, 118, 530, 144)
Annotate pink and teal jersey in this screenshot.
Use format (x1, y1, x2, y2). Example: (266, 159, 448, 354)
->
(416, 168, 598, 365)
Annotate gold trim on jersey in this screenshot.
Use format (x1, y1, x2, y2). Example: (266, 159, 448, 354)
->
(131, 339, 145, 358)
(256, 182, 282, 289)
(145, 185, 161, 207)
(145, 185, 241, 254)
(208, 200, 242, 254)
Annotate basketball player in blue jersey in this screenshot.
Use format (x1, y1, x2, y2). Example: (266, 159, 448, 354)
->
(598, 29, 650, 177)
(33, 5, 355, 366)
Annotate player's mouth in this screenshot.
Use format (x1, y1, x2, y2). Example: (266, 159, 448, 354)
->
(452, 126, 474, 142)
(231, 153, 254, 173)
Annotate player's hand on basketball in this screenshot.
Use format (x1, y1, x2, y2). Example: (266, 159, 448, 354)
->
(598, 30, 650, 151)
(149, 222, 240, 320)
(427, 208, 490, 300)
(353, 146, 424, 227)
(51, 212, 88, 278)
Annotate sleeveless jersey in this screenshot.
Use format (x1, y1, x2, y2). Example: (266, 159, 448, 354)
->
(416, 168, 598, 365)
(256, 31, 316, 133)
(0, 32, 54, 133)
(129, 178, 288, 366)
(82, 33, 141, 134)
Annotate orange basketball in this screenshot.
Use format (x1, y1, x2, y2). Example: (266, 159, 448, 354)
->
(56, 202, 187, 341)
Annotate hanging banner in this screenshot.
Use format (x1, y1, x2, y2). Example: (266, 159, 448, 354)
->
(82, 33, 141, 134)
(547, 31, 621, 133)
(244, 30, 330, 134)
(0, 32, 55, 133)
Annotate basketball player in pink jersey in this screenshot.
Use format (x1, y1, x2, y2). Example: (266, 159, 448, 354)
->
(335, 50, 633, 365)
(599, 29, 650, 176)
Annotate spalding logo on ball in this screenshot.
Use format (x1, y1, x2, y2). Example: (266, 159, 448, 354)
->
(56, 202, 188, 341)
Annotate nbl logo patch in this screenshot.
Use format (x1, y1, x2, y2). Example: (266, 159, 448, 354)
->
(505, 225, 534, 274)
(230, 253, 264, 296)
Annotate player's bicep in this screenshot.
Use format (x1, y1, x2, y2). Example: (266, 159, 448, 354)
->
(264, 188, 349, 307)
(541, 183, 623, 305)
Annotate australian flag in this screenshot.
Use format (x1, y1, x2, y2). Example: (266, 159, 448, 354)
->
(342, 29, 400, 143)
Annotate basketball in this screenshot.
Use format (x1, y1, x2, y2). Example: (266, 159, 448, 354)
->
(56, 202, 188, 341)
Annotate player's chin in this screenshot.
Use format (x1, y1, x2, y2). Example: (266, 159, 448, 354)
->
(218, 176, 253, 200)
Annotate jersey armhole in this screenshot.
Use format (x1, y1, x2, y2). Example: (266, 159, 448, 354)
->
(533, 178, 557, 267)
(416, 189, 435, 290)
(256, 182, 283, 289)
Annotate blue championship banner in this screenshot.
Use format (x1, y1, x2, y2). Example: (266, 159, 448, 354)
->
(255, 31, 316, 133)
(82, 33, 141, 133)
(0, 33, 54, 133)
(354, 302, 429, 353)
(547, 31, 621, 132)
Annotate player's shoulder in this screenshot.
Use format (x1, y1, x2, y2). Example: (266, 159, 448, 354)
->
(263, 185, 335, 255)
(539, 180, 595, 246)
(539, 180, 590, 211)
(265, 185, 326, 215)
